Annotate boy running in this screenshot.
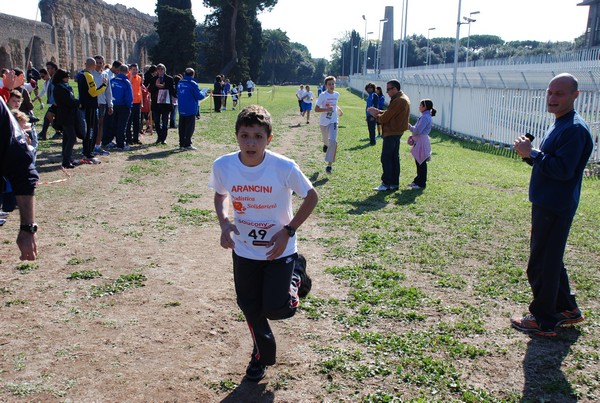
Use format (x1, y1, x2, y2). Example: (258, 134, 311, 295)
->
(315, 76, 340, 173)
(209, 105, 319, 382)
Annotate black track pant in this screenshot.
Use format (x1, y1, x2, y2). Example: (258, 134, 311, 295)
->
(232, 251, 298, 366)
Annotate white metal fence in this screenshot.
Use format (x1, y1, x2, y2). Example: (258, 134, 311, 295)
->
(350, 56, 600, 163)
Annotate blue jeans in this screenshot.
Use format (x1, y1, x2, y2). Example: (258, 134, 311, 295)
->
(367, 117, 377, 145)
(527, 205, 577, 329)
(111, 105, 131, 148)
(380, 136, 401, 187)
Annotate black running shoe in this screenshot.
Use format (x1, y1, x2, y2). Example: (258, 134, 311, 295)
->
(245, 357, 266, 382)
(294, 254, 312, 298)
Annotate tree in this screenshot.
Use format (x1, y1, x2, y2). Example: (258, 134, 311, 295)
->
(151, 0, 197, 74)
(202, 0, 277, 76)
(262, 29, 291, 84)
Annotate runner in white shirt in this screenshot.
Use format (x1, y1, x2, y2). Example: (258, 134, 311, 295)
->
(315, 76, 342, 173)
(209, 105, 318, 382)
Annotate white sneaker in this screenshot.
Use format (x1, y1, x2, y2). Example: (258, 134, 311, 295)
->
(409, 184, 424, 190)
(373, 184, 390, 191)
(185, 145, 198, 151)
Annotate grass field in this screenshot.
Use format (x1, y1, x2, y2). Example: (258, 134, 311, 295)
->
(236, 85, 600, 401)
(5, 82, 600, 401)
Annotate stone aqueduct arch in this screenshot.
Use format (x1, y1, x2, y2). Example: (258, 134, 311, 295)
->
(37, 0, 154, 71)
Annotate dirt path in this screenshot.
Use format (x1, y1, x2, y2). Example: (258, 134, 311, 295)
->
(0, 108, 352, 402)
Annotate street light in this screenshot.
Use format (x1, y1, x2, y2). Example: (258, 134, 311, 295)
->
(364, 31, 373, 74)
(349, 38, 354, 76)
(426, 27, 436, 67)
(362, 15, 367, 75)
(376, 18, 388, 73)
(464, 11, 479, 66)
(355, 44, 359, 76)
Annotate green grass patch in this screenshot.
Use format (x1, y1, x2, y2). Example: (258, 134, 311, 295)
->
(89, 273, 147, 298)
(67, 270, 102, 280)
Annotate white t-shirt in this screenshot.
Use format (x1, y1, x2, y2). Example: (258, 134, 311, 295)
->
(316, 91, 340, 125)
(209, 150, 313, 260)
(302, 91, 313, 103)
(296, 89, 304, 100)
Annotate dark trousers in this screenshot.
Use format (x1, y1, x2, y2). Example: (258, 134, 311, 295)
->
(380, 136, 401, 187)
(178, 115, 195, 147)
(233, 252, 298, 366)
(214, 95, 221, 112)
(61, 123, 77, 166)
(298, 100, 302, 113)
(82, 107, 98, 158)
(169, 104, 178, 128)
(413, 159, 428, 188)
(126, 103, 141, 143)
(102, 110, 114, 146)
(367, 117, 377, 145)
(153, 107, 171, 143)
(527, 204, 577, 329)
(112, 105, 131, 148)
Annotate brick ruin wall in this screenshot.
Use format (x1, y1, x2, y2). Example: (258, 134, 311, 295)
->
(0, 14, 57, 71)
(1, 0, 156, 73)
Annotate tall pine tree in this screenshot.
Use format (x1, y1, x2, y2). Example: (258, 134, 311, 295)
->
(201, 0, 276, 81)
(151, 0, 197, 74)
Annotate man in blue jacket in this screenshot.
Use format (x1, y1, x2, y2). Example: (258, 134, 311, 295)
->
(110, 64, 134, 151)
(511, 73, 593, 337)
(177, 68, 207, 150)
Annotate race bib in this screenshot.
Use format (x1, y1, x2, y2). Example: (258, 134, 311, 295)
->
(235, 218, 279, 247)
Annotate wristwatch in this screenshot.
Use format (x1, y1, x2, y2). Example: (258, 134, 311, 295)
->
(529, 149, 540, 159)
(20, 223, 38, 233)
(283, 224, 296, 237)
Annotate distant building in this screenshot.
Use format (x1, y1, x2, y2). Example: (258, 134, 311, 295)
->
(0, 0, 155, 72)
(578, 0, 600, 47)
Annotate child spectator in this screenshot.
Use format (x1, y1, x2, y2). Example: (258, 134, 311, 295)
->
(376, 86, 385, 138)
(365, 83, 378, 145)
(407, 99, 435, 190)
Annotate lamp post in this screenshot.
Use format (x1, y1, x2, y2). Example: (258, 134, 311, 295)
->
(349, 38, 354, 76)
(341, 44, 345, 76)
(450, 0, 463, 132)
(364, 31, 373, 74)
(464, 11, 479, 66)
(426, 27, 436, 67)
(376, 18, 388, 73)
(362, 15, 367, 75)
(355, 44, 359, 76)
(397, 0, 409, 86)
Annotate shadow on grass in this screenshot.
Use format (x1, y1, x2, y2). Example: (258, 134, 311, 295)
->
(308, 172, 329, 188)
(521, 327, 580, 402)
(347, 141, 376, 152)
(220, 379, 274, 403)
(347, 187, 421, 214)
(126, 146, 179, 161)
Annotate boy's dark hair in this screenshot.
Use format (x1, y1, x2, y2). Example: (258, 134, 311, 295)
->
(45, 61, 58, 70)
(112, 60, 122, 69)
(39, 68, 48, 76)
(235, 105, 272, 135)
(365, 82, 375, 91)
(9, 89, 22, 99)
